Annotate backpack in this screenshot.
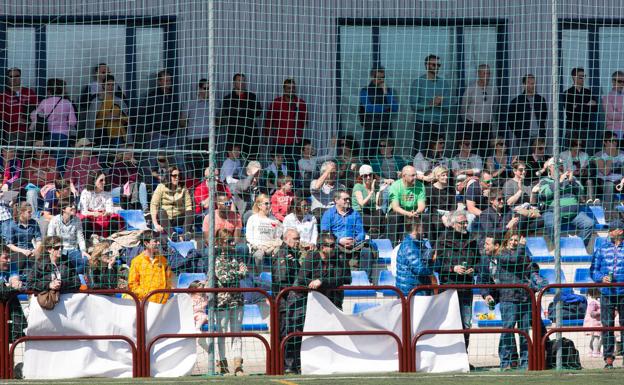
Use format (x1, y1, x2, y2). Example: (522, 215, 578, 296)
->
(545, 337, 582, 370)
(547, 292, 588, 322)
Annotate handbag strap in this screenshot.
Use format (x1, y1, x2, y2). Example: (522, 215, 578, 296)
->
(42, 97, 63, 119)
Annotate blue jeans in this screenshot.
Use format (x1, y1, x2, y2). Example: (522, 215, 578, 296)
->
(542, 210, 594, 246)
(457, 289, 474, 350)
(499, 301, 532, 369)
(47, 133, 69, 174)
(600, 295, 624, 360)
(65, 249, 86, 275)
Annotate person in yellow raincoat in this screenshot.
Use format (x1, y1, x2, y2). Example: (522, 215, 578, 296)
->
(128, 230, 172, 304)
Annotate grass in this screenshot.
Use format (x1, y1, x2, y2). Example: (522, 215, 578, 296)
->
(4, 370, 624, 385)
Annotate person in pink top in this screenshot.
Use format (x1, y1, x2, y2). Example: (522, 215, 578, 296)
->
(270, 175, 295, 222)
(65, 138, 102, 193)
(603, 70, 624, 139)
(29, 78, 77, 174)
(583, 288, 602, 358)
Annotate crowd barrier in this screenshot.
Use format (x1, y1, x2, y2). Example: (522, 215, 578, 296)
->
(1, 282, 623, 378)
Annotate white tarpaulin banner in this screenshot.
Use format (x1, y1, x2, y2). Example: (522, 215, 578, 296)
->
(23, 293, 196, 379)
(301, 289, 469, 374)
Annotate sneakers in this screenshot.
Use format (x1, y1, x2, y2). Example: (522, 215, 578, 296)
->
(591, 351, 602, 358)
(604, 356, 614, 369)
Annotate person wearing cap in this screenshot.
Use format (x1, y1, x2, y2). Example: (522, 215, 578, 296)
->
(352, 164, 390, 235)
(65, 138, 102, 193)
(590, 220, 624, 368)
(128, 230, 172, 304)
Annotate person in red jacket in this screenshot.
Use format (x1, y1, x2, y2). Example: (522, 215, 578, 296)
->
(271, 175, 295, 222)
(265, 78, 308, 168)
(0, 67, 38, 146)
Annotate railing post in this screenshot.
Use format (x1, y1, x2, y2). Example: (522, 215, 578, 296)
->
(0, 301, 7, 379)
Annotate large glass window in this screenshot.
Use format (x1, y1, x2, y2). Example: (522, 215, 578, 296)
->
(599, 27, 624, 95)
(7, 28, 36, 89)
(561, 29, 589, 89)
(463, 27, 498, 87)
(136, 27, 165, 98)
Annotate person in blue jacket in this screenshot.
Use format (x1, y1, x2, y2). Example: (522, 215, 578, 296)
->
(590, 220, 624, 369)
(395, 218, 434, 296)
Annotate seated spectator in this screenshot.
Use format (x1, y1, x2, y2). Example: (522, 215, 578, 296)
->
(221, 143, 244, 185)
(310, 161, 345, 222)
(320, 190, 374, 281)
(202, 194, 248, 264)
(23, 142, 57, 214)
(396, 218, 434, 296)
(521, 137, 547, 186)
(194, 167, 231, 216)
(40, 178, 77, 225)
(109, 146, 139, 189)
(413, 134, 449, 182)
(537, 158, 594, 245)
(463, 171, 492, 221)
(271, 176, 295, 222)
(78, 171, 120, 237)
(213, 228, 248, 376)
(283, 197, 318, 253)
(0, 147, 22, 191)
(230, 161, 263, 221)
(450, 137, 483, 179)
(335, 138, 361, 189)
(371, 139, 407, 182)
(351, 164, 387, 235)
(387, 165, 426, 244)
(2, 202, 41, 274)
(560, 137, 595, 203)
(28, 235, 81, 295)
(265, 151, 289, 194)
(47, 198, 90, 275)
(146, 154, 171, 191)
(595, 131, 624, 219)
(65, 138, 101, 193)
(109, 147, 148, 212)
(478, 187, 542, 243)
(150, 166, 193, 236)
(297, 138, 337, 195)
(486, 137, 516, 180)
(424, 166, 457, 238)
(245, 194, 283, 274)
(503, 161, 533, 207)
(128, 230, 172, 304)
(85, 241, 119, 289)
(0, 242, 26, 345)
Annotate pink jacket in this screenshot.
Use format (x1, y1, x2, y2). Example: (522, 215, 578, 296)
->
(603, 90, 624, 134)
(583, 298, 601, 328)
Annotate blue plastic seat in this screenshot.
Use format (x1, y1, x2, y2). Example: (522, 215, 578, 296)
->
(539, 268, 567, 294)
(473, 300, 503, 327)
(371, 238, 394, 265)
(352, 302, 381, 314)
(118, 210, 149, 231)
(574, 268, 592, 294)
(344, 271, 376, 297)
(177, 272, 207, 288)
(526, 237, 553, 263)
(168, 241, 196, 258)
(561, 319, 585, 326)
(560, 237, 591, 263)
(256, 272, 273, 295)
(377, 270, 397, 296)
(583, 205, 608, 230)
(241, 304, 268, 331)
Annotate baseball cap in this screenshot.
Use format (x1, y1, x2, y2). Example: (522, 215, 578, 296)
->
(359, 164, 373, 176)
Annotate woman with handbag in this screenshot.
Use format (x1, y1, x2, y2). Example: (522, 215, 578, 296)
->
(29, 78, 77, 174)
(27, 236, 81, 307)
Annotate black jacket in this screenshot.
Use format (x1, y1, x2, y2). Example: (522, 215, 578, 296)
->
(435, 230, 482, 285)
(27, 258, 81, 293)
(291, 251, 351, 310)
(137, 88, 181, 138)
(0, 280, 26, 342)
(87, 265, 120, 290)
(483, 247, 532, 303)
(507, 92, 548, 140)
(272, 245, 301, 298)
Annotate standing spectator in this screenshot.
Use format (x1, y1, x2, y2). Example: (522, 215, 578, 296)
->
(0, 67, 38, 146)
(563, 68, 599, 151)
(89, 75, 128, 167)
(436, 210, 482, 354)
(29, 78, 77, 174)
(128, 230, 173, 304)
(413, 134, 449, 181)
(219, 73, 263, 159)
(537, 158, 594, 245)
(370, 139, 407, 181)
(310, 161, 345, 221)
(521, 137, 547, 186)
(78, 63, 125, 118)
(271, 176, 295, 222)
(220, 143, 244, 185)
(359, 67, 399, 159)
(185, 79, 212, 177)
(150, 166, 193, 236)
(603, 71, 624, 140)
(486, 137, 516, 181)
(283, 197, 318, 252)
(284, 231, 350, 374)
(27, 235, 81, 295)
(352, 164, 386, 234)
(387, 165, 427, 244)
(461, 64, 498, 156)
(1, 147, 22, 191)
(583, 288, 603, 358)
(451, 136, 483, 180)
(245, 194, 283, 274)
(409, 54, 455, 152)
(595, 131, 624, 219)
(2, 202, 41, 274)
(64, 138, 101, 193)
(0, 242, 26, 345)
(560, 137, 595, 204)
(213, 228, 248, 376)
(265, 78, 308, 167)
(202, 194, 248, 265)
(507, 74, 548, 155)
(136, 70, 185, 168)
(47, 198, 90, 275)
(321, 190, 374, 280)
(78, 171, 120, 237)
(396, 218, 434, 296)
(590, 220, 624, 368)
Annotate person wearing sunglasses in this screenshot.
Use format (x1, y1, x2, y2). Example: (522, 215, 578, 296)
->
(410, 54, 454, 153)
(46, 198, 90, 275)
(28, 235, 81, 297)
(203, 194, 248, 265)
(150, 166, 193, 236)
(603, 70, 624, 141)
(282, 231, 350, 374)
(245, 194, 282, 275)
